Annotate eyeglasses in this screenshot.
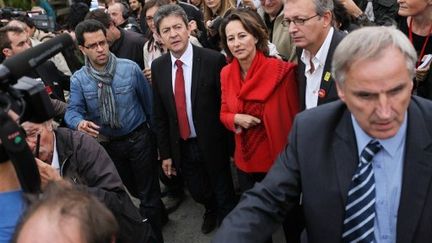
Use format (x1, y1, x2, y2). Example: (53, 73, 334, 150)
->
(282, 14, 320, 27)
(83, 40, 108, 50)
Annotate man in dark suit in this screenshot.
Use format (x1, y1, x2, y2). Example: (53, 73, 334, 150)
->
(284, 0, 346, 110)
(213, 26, 431, 243)
(151, 4, 236, 234)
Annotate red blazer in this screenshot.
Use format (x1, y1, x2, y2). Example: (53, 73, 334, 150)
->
(220, 52, 299, 172)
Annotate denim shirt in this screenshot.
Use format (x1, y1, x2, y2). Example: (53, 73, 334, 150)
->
(65, 58, 152, 137)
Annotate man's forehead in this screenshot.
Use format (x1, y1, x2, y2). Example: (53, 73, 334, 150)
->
(8, 31, 27, 43)
(83, 30, 105, 43)
(21, 121, 42, 131)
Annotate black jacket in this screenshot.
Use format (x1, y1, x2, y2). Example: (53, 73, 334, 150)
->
(55, 128, 155, 243)
(110, 28, 146, 70)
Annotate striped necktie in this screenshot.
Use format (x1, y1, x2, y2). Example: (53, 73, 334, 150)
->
(342, 139, 382, 243)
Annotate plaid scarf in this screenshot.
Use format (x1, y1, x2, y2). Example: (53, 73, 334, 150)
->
(85, 52, 122, 128)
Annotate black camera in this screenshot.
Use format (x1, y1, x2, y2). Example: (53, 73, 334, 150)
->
(0, 7, 55, 32)
(0, 34, 73, 193)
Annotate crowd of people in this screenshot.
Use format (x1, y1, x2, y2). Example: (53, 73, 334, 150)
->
(0, 0, 431, 242)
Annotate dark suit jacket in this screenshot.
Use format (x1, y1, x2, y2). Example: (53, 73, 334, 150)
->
(297, 29, 346, 111)
(213, 96, 432, 243)
(151, 45, 231, 171)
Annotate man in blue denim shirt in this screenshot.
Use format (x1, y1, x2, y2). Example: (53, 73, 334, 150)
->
(65, 19, 165, 243)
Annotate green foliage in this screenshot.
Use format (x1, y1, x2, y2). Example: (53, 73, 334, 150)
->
(4, 0, 33, 10)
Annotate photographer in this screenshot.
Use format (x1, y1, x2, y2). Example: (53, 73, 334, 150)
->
(0, 25, 70, 123)
(20, 119, 156, 243)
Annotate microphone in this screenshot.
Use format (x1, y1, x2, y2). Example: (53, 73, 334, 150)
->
(0, 33, 74, 83)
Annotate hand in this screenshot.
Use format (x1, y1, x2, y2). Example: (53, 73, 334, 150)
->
(35, 158, 62, 189)
(234, 114, 261, 129)
(241, 0, 256, 10)
(339, 0, 363, 17)
(143, 68, 152, 84)
(162, 159, 177, 178)
(189, 20, 198, 32)
(416, 66, 430, 82)
(77, 120, 100, 137)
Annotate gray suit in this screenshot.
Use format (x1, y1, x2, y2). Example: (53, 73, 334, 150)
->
(213, 96, 432, 243)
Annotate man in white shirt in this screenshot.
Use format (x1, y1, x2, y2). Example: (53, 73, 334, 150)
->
(284, 0, 346, 110)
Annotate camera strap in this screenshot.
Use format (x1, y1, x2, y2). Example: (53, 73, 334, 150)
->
(0, 110, 41, 193)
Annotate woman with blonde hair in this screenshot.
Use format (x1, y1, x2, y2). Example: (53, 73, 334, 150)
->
(203, 0, 234, 50)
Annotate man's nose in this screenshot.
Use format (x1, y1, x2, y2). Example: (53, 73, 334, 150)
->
(376, 95, 392, 119)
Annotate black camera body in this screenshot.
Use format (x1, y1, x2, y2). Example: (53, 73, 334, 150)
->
(0, 7, 55, 32)
(0, 34, 73, 193)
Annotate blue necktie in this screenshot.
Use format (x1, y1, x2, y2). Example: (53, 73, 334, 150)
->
(342, 139, 382, 243)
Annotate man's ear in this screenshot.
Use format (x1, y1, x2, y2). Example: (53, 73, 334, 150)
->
(322, 10, 333, 28)
(2, 48, 12, 58)
(78, 45, 86, 56)
(336, 81, 346, 102)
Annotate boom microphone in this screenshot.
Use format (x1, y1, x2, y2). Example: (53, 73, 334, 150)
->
(0, 33, 74, 84)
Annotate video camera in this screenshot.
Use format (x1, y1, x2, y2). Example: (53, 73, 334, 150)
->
(0, 34, 74, 193)
(0, 7, 55, 32)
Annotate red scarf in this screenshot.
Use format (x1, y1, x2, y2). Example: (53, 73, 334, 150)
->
(230, 51, 288, 162)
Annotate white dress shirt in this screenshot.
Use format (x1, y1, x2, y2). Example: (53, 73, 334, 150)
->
(170, 42, 197, 138)
(301, 27, 334, 109)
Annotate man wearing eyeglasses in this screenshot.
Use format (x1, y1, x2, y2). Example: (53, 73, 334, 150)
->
(283, 0, 346, 111)
(64, 19, 165, 243)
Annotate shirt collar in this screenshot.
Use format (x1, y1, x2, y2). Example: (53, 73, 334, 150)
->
(351, 112, 407, 157)
(51, 133, 60, 171)
(170, 41, 193, 69)
(301, 27, 334, 68)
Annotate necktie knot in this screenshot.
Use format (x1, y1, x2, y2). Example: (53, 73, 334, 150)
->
(360, 140, 382, 165)
(175, 59, 183, 68)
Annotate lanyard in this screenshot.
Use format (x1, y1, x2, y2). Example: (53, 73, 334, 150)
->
(408, 17, 432, 68)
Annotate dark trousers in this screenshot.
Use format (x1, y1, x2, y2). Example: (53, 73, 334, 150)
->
(179, 138, 236, 222)
(102, 124, 164, 243)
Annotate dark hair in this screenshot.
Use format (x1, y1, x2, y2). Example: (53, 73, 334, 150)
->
(143, 0, 169, 18)
(12, 182, 118, 243)
(75, 19, 107, 46)
(219, 8, 269, 59)
(153, 4, 189, 34)
(0, 26, 25, 59)
(332, 0, 354, 31)
(66, 2, 90, 31)
(85, 9, 112, 29)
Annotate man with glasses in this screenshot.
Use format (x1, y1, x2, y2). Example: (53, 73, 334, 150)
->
(214, 25, 432, 243)
(65, 19, 165, 243)
(85, 9, 146, 70)
(19, 119, 157, 243)
(283, 0, 346, 110)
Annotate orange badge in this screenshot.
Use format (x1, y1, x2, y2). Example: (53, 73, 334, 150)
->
(318, 89, 326, 98)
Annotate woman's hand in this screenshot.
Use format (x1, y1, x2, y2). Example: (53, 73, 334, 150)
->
(234, 114, 261, 129)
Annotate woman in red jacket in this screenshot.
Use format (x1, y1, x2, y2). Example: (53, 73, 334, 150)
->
(219, 8, 299, 191)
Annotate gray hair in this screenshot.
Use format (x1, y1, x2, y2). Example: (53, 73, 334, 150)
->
(332, 26, 417, 85)
(153, 4, 189, 34)
(314, 0, 334, 16)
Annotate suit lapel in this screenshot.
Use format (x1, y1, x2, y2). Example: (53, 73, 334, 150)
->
(317, 31, 343, 106)
(396, 101, 432, 243)
(162, 55, 178, 118)
(191, 45, 201, 108)
(332, 109, 359, 206)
